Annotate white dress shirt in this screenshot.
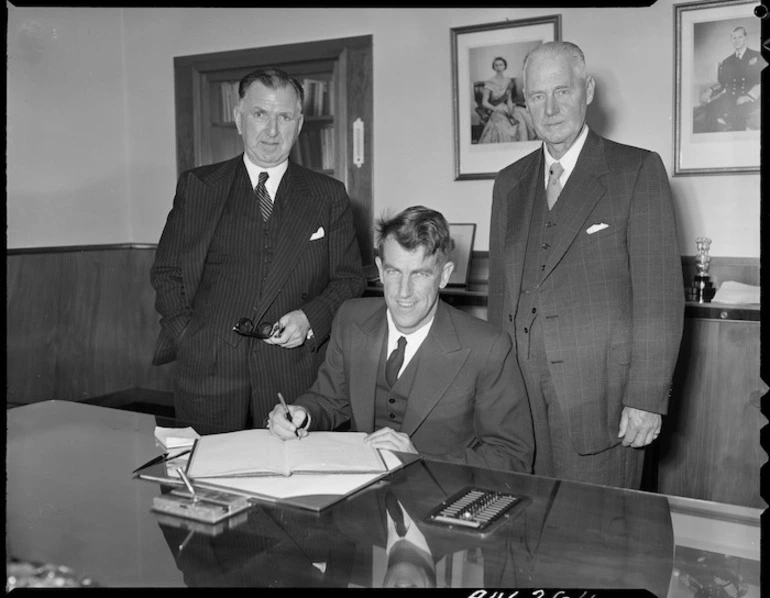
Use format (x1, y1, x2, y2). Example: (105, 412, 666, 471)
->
(385, 310, 434, 378)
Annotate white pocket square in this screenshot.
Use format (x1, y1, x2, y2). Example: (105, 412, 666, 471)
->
(586, 223, 609, 235)
(309, 227, 325, 241)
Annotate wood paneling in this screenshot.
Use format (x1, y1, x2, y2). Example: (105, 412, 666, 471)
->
(6, 248, 174, 405)
(658, 316, 765, 508)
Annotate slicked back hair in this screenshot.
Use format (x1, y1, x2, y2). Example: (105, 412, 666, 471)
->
(238, 67, 304, 110)
(376, 206, 455, 265)
(522, 41, 587, 89)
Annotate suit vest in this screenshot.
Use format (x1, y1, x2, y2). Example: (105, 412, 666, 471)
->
(516, 174, 567, 360)
(194, 162, 286, 338)
(373, 336, 421, 431)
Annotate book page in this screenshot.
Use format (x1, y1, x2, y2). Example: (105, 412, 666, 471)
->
(197, 450, 404, 500)
(286, 432, 386, 474)
(187, 429, 287, 478)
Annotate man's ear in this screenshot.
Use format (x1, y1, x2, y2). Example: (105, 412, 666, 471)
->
(233, 105, 242, 135)
(375, 256, 384, 280)
(585, 75, 596, 106)
(439, 261, 455, 289)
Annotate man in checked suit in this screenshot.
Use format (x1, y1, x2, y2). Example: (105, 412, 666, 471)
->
(268, 206, 533, 473)
(151, 67, 364, 434)
(488, 42, 684, 489)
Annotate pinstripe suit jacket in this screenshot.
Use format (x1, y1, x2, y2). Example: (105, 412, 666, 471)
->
(488, 129, 684, 455)
(150, 156, 364, 368)
(294, 298, 534, 474)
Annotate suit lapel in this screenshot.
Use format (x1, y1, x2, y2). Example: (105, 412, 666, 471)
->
(182, 157, 242, 297)
(253, 164, 322, 321)
(401, 302, 470, 436)
(349, 304, 388, 433)
(542, 130, 609, 279)
(504, 152, 543, 304)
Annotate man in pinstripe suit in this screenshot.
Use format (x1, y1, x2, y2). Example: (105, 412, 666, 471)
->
(488, 42, 684, 489)
(151, 67, 364, 434)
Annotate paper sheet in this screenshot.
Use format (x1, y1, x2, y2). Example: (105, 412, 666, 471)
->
(711, 281, 760, 305)
(154, 426, 200, 450)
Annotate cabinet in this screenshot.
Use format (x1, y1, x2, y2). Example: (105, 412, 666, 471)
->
(174, 35, 374, 265)
(657, 304, 765, 508)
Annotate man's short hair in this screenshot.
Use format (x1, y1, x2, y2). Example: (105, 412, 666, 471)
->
(732, 26, 747, 37)
(376, 206, 455, 263)
(522, 41, 586, 87)
(238, 67, 305, 109)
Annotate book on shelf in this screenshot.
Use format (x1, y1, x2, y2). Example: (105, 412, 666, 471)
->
(186, 429, 387, 478)
(220, 81, 240, 124)
(301, 77, 331, 117)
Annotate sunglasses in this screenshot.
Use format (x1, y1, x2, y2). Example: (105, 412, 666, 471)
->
(232, 317, 282, 339)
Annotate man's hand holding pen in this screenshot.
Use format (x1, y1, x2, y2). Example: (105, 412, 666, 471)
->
(267, 397, 310, 440)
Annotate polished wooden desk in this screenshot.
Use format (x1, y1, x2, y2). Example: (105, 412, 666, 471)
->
(5, 401, 759, 594)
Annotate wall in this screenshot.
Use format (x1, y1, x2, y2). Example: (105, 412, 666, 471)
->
(7, 5, 760, 258)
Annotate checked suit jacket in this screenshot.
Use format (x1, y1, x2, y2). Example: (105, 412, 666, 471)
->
(150, 156, 364, 401)
(488, 129, 684, 455)
(293, 297, 534, 474)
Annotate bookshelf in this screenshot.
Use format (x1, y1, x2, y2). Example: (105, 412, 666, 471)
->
(174, 35, 374, 265)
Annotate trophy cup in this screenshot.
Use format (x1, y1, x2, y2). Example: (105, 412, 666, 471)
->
(689, 237, 716, 303)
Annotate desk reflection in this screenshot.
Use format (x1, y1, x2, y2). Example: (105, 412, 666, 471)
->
(155, 460, 672, 594)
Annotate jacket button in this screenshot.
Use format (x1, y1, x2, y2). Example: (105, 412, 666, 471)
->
(388, 398, 395, 404)
(508, 314, 513, 322)
(389, 413, 396, 419)
(301, 293, 308, 300)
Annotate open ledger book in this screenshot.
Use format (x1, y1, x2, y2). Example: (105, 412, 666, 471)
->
(137, 430, 419, 511)
(187, 429, 387, 478)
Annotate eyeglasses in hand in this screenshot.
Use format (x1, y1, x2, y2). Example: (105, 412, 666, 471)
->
(232, 317, 282, 339)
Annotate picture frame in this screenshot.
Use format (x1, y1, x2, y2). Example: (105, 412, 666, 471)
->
(447, 223, 476, 287)
(673, 0, 762, 175)
(451, 15, 561, 180)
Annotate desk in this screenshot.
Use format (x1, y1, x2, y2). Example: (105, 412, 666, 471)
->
(6, 402, 760, 594)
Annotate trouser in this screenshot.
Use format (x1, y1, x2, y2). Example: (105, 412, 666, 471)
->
(518, 324, 644, 489)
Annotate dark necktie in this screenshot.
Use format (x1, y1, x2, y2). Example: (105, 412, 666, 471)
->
(546, 162, 564, 210)
(385, 336, 407, 388)
(255, 172, 272, 221)
(385, 490, 408, 537)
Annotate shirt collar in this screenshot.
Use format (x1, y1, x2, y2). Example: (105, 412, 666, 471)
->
(736, 48, 746, 59)
(386, 309, 434, 356)
(243, 154, 288, 199)
(543, 124, 589, 188)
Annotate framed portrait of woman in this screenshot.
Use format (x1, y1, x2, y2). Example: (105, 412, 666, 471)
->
(451, 15, 561, 180)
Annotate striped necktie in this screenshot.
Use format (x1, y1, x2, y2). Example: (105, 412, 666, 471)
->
(255, 171, 272, 221)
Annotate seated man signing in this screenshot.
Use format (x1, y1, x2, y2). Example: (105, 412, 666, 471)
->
(267, 206, 533, 473)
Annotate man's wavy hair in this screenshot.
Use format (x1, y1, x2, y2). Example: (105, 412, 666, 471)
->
(238, 67, 305, 110)
(376, 206, 455, 264)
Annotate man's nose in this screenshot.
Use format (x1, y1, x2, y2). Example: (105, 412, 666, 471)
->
(545, 95, 558, 116)
(398, 276, 412, 297)
(265, 117, 279, 136)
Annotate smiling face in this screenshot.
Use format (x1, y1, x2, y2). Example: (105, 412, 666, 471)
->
(375, 236, 454, 335)
(524, 50, 594, 159)
(234, 81, 304, 168)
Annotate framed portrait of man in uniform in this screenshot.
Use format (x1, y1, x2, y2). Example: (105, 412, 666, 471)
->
(674, 0, 763, 175)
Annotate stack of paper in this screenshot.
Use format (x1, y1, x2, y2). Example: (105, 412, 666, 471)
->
(711, 281, 760, 305)
(154, 426, 200, 450)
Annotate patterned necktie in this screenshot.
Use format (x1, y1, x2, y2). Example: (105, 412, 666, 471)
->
(546, 162, 564, 210)
(255, 172, 272, 221)
(385, 336, 407, 388)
